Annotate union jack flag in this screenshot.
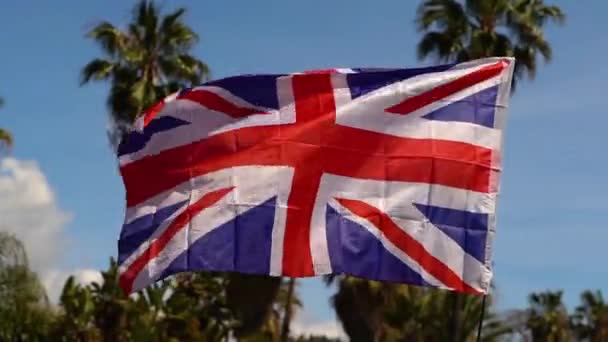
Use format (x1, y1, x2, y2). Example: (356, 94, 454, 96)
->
(116, 57, 515, 294)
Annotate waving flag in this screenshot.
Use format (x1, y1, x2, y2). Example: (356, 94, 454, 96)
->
(116, 57, 515, 294)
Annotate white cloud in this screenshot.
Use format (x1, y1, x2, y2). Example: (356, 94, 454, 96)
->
(42, 268, 103, 301)
(73, 268, 103, 284)
(0, 157, 71, 271)
(0, 157, 98, 301)
(290, 311, 347, 341)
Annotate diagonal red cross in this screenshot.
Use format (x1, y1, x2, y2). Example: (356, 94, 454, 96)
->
(121, 62, 503, 283)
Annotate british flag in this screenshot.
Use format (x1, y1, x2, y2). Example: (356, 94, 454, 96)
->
(116, 57, 515, 295)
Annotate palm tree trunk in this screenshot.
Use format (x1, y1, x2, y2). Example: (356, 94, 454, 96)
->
(449, 292, 463, 342)
(280, 277, 296, 342)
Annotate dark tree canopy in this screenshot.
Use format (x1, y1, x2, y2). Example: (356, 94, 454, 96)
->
(81, 0, 209, 127)
(416, 0, 565, 87)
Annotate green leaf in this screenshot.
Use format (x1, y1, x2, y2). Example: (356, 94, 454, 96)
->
(79, 58, 114, 85)
(86, 21, 128, 56)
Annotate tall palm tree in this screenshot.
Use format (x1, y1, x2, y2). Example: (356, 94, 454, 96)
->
(81, 3, 283, 336)
(413, 0, 565, 340)
(0, 232, 28, 269)
(383, 288, 510, 341)
(526, 290, 573, 341)
(167, 272, 238, 340)
(238, 278, 303, 342)
(416, 0, 565, 86)
(128, 280, 178, 341)
(278, 277, 302, 342)
(90, 258, 132, 341)
(327, 275, 509, 341)
(80, 0, 209, 128)
(572, 290, 608, 342)
(326, 276, 398, 342)
(226, 274, 283, 340)
(0, 97, 13, 151)
(0, 232, 52, 340)
(52, 276, 100, 341)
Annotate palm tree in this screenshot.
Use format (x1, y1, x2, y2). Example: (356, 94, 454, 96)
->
(413, 1, 564, 340)
(128, 280, 177, 341)
(52, 276, 100, 341)
(384, 288, 509, 341)
(327, 275, 509, 342)
(80, 2, 285, 338)
(326, 276, 398, 341)
(80, 0, 209, 128)
(225, 274, 283, 340)
(89, 258, 132, 341)
(0, 232, 52, 340)
(238, 277, 303, 342)
(167, 272, 238, 340)
(277, 278, 303, 342)
(416, 0, 565, 86)
(0, 97, 13, 151)
(572, 290, 608, 341)
(0, 232, 28, 269)
(526, 290, 573, 341)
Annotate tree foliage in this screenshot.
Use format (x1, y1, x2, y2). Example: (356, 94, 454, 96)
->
(1, 232, 607, 341)
(416, 0, 565, 87)
(326, 276, 510, 341)
(0, 232, 52, 341)
(0, 97, 13, 151)
(80, 0, 209, 129)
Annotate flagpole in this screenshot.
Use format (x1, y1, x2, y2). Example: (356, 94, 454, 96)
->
(475, 295, 488, 342)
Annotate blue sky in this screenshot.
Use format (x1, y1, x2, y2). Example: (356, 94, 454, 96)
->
(1, 0, 607, 328)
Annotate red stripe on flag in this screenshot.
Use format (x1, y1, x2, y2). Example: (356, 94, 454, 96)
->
(386, 61, 506, 115)
(119, 187, 234, 294)
(178, 89, 269, 118)
(322, 147, 492, 194)
(335, 197, 482, 294)
(120, 124, 494, 207)
(281, 73, 338, 276)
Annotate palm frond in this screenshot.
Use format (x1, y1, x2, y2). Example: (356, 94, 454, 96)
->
(160, 54, 209, 85)
(86, 21, 128, 57)
(134, 0, 159, 51)
(225, 274, 282, 338)
(527, 0, 566, 26)
(322, 274, 340, 286)
(107, 80, 139, 124)
(493, 31, 514, 56)
(0, 232, 28, 268)
(513, 44, 537, 80)
(0, 128, 13, 151)
(540, 4, 566, 25)
(417, 30, 465, 62)
(160, 7, 186, 33)
(127, 23, 143, 45)
(161, 22, 199, 53)
(416, 0, 564, 91)
(518, 26, 552, 61)
(416, 0, 467, 31)
(79, 59, 115, 85)
(134, 0, 155, 29)
(83, 0, 208, 127)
